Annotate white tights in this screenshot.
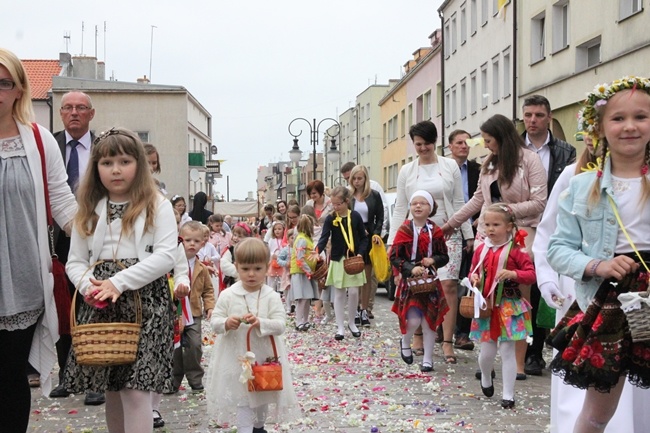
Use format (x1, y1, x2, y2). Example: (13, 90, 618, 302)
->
(402, 308, 436, 366)
(105, 389, 153, 433)
(236, 404, 268, 433)
(295, 298, 310, 326)
(334, 286, 359, 335)
(479, 340, 517, 400)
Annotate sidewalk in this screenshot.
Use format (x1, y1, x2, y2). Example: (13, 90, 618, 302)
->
(29, 293, 551, 432)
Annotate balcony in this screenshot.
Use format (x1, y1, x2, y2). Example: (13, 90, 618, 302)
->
(188, 152, 206, 167)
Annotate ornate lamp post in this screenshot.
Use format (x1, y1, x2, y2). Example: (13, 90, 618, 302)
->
(288, 117, 341, 181)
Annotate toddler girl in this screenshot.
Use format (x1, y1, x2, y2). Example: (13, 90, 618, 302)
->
(291, 215, 319, 331)
(267, 221, 286, 292)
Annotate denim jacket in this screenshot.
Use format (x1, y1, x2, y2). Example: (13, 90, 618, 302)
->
(547, 159, 621, 311)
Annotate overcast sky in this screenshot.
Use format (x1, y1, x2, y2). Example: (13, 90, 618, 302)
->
(4, 0, 443, 199)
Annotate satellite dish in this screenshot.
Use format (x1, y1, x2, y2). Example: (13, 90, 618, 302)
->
(189, 168, 200, 182)
(211, 145, 218, 155)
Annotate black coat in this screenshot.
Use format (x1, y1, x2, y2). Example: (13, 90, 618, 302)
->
(350, 189, 384, 237)
(316, 210, 369, 262)
(521, 130, 576, 193)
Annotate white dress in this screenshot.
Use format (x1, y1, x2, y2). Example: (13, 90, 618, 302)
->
(206, 283, 298, 425)
(534, 163, 650, 433)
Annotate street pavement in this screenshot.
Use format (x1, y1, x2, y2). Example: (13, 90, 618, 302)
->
(29, 292, 552, 432)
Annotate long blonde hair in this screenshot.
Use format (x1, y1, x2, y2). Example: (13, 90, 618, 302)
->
(348, 165, 371, 199)
(0, 48, 34, 124)
(75, 128, 159, 237)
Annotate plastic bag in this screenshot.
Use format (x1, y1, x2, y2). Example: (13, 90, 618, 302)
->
(369, 235, 391, 282)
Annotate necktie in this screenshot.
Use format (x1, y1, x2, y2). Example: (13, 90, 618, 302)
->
(67, 140, 80, 192)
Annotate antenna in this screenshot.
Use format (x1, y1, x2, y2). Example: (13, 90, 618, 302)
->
(81, 21, 84, 55)
(63, 32, 71, 53)
(94, 25, 98, 58)
(103, 21, 107, 63)
(149, 25, 157, 82)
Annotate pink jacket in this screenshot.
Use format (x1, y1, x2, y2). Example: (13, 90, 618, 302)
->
(447, 149, 547, 233)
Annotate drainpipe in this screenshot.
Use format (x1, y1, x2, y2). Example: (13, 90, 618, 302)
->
(512, 0, 518, 122)
(438, 9, 445, 155)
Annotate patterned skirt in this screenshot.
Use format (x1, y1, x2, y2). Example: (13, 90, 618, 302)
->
(64, 259, 175, 394)
(546, 253, 650, 392)
(391, 277, 448, 335)
(469, 296, 532, 342)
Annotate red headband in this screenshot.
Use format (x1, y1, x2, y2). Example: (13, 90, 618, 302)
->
(234, 222, 252, 236)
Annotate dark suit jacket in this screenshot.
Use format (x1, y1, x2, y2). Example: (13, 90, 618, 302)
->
(53, 130, 94, 263)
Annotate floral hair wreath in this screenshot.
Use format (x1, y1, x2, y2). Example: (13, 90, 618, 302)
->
(579, 76, 650, 149)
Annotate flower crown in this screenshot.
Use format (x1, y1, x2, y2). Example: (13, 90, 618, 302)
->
(579, 76, 650, 140)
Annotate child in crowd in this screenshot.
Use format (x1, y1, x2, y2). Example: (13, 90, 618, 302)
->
(547, 76, 650, 432)
(198, 224, 219, 272)
(302, 205, 332, 324)
(172, 221, 215, 393)
(314, 186, 368, 340)
(65, 128, 178, 433)
(276, 229, 295, 313)
(391, 191, 449, 373)
(220, 222, 253, 289)
(267, 221, 286, 292)
(144, 143, 167, 196)
(469, 203, 535, 409)
(263, 212, 285, 244)
(285, 205, 300, 243)
(209, 214, 232, 254)
(291, 215, 319, 331)
(206, 238, 297, 432)
(172, 195, 192, 226)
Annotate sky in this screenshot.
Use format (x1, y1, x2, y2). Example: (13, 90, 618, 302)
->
(3, 0, 443, 200)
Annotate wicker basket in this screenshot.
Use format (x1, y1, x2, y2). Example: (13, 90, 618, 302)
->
(312, 259, 328, 280)
(459, 291, 492, 320)
(70, 290, 142, 366)
(247, 327, 283, 392)
(406, 273, 438, 295)
(343, 252, 365, 275)
(624, 291, 650, 342)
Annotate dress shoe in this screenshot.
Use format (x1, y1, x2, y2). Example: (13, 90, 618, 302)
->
(49, 384, 71, 398)
(481, 378, 494, 397)
(524, 356, 546, 376)
(420, 362, 434, 372)
(399, 339, 413, 365)
(348, 325, 361, 338)
(191, 384, 204, 393)
(252, 427, 268, 433)
(334, 333, 344, 341)
(516, 373, 527, 381)
(475, 369, 496, 380)
(501, 399, 515, 409)
(153, 410, 165, 428)
(84, 391, 105, 406)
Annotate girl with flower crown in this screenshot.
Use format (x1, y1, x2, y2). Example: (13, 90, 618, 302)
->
(469, 203, 536, 410)
(547, 76, 650, 432)
(314, 186, 368, 341)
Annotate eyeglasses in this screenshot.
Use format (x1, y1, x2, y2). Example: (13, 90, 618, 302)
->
(61, 105, 91, 113)
(0, 80, 15, 91)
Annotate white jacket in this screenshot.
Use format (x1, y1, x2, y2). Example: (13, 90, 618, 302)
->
(17, 121, 77, 395)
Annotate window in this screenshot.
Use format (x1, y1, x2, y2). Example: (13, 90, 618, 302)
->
(408, 104, 413, 128)
(492, 0, 499, 16)
(461, 4, 467, 44)
(366, 103, 370, 120)
(451, 13, 458, 53)
(531, 12, 546, 63)
(492, 55, 500, 103)
(444, 20, 451, 58)
(620, 0, 643, 20)
(503, 47, 511, 97)
(366, 135, 371, 153)
(470, 70, 478, 114)
(576, 36, 601, 71)
(360, 105, 365, 123)
(400, 109, 406, 137)
(460, 78, 467, 119)
(481, 63, 488, 109)
(552, 1, 569, 53)
(451, 85, 457, 124)
(383, 123, 387, 147)
(444, 90, 451, 127)
(137, 131, 149, 142)
(360, 136, 365, 154)
(423, 90, 432, 120)
(471, 0, 478, 34)
(436, 81, 443, 116)
(481, 0, 489, 25)
(416, 95, 423, 122)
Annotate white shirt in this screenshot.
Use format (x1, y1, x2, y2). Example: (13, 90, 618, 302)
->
(525, 131, 551, 176)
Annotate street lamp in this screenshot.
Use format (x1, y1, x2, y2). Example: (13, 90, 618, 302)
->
(288, 117, 341, 181)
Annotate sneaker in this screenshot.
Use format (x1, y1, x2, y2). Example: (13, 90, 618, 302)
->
(524, 356, 546, 376)
(360, 309, 371, 327)
(354, 308, 361, 325)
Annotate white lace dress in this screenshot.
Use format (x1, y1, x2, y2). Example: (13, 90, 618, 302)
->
(206, 283, 298, 425)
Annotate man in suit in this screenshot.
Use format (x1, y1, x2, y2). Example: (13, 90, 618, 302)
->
(48, 91, 105, 405)
(447, 130, 480, 352)
(520, 95, 576, 378)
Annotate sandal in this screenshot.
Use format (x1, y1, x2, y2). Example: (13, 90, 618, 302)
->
(412, 348, 424, 356)
(28, 374, 40, 388)
(442, 341, 457, 364)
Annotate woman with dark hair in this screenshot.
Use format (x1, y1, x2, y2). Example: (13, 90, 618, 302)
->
(276, 199, 288, 216)
(443, 113, 547, 379)
(388, 120, 474, 365)
(305, 179, 333, 226)
(189, 191, 212, 224)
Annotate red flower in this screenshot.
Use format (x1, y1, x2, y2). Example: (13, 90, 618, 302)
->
(591, 315, 604, 332)
(580, 345, 594, 359)
(592, 340, 603, 353)
(571, 338, 584, 349)
(590, 354, 605, 368)
(563, 347, 578, 362)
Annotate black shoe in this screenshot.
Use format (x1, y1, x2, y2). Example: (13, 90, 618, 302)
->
(360, 309, 371, 327)
(252, 427, 268, 433)
(84, 391, 105, 406)
(354, 308, 361, 325)
(420, 362, 434, 372)
(163, 386, 179, 395)
(348, 325, 361, 338)
(191, 384, 204, 393)
(524, 356, 545, 376)
(49, 384, 70, 398)
(399, 339, 413, 365)
(481, 378, 494, 398)
(516, 372, 527, 381)
(153, 410, 165, 428)
(335, 333, 344, 341)
(475, 369, 496, 380)
(501, 399, 515, 409)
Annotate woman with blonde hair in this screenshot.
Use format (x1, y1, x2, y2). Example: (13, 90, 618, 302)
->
(0, 48, 77, 432)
